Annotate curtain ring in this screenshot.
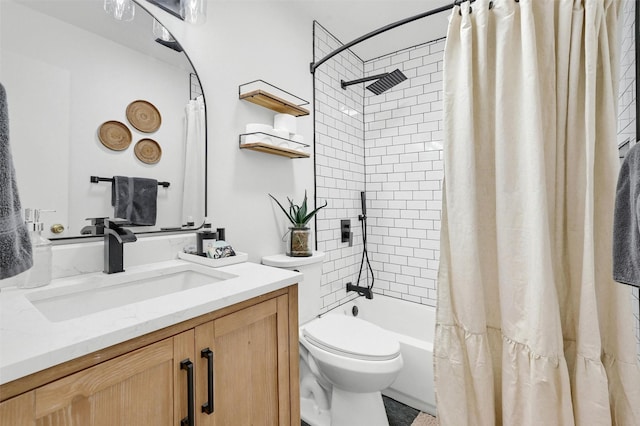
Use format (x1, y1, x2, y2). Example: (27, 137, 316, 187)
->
(456, 0, 476, 15)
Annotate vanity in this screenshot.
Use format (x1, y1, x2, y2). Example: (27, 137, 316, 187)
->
(0, 260, 302, 426)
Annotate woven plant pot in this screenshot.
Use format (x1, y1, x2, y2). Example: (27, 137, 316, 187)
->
(287, 227, 312, 257)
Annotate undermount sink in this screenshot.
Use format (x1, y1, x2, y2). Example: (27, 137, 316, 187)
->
(27, 263, 236, 322)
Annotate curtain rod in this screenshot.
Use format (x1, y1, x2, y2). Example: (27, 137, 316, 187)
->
(309, 1, 456, 74)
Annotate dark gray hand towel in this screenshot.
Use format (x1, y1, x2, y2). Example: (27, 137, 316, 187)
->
(0, 83, 33, 280)
(112, 176, 158, 226)
(613, 142, 640, 288)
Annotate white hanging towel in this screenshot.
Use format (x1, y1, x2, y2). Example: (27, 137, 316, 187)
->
(182, 96, 205, 226)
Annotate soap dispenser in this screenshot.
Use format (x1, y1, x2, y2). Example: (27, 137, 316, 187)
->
(19, 208, 53, 289)
(196, 217, 217, 256)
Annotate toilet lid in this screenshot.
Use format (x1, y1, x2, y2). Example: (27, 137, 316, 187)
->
(303, 315, 401, 361)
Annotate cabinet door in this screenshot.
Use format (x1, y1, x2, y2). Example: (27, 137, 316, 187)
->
(33, 332, 194, 426)
(0, 391, 35, 425)
(195, 295, 291, 426)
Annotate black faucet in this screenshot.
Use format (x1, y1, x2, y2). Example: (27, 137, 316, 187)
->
(80, 217, 108, 236)
(82, 218, 137, 274)
(104, 219, 137, 274)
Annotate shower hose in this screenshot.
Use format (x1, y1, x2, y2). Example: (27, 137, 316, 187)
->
(355, 211, 375, 295)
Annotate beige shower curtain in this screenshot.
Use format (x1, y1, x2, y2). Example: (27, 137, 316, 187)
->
(435, 0, 640, 425)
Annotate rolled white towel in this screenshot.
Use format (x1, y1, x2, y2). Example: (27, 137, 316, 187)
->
(274, 113, 297, 134)
(245, 134, 272, 145)
(291, 134, 305, 144)
(269, 128, 289, 148)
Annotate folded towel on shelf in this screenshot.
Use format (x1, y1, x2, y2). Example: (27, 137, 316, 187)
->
(0, 83, 33, 280)
(112, 176, 158, 226)
(613, 142, 640, 288)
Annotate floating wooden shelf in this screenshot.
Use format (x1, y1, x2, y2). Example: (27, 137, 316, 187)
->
(240, 142, 310, 159)
(238, 81, 310, 159)
(239, 132, 310, 159)
(239, 89, 310, 117)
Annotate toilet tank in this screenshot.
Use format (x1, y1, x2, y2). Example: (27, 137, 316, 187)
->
(262, 251, 325, 324)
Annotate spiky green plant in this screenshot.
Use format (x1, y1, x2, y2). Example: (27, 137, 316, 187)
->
(269, 191, 327, 227)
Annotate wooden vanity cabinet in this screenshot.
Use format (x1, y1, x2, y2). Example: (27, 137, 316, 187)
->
(0, 391, 35, 426)
(35, 334, 192, 426)
(0, 286, 300, 426)
(0, 335, 191, 426)
(194, 294, 292, 426)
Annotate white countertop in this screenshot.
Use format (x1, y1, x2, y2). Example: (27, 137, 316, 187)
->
(0, 259, 301, 385)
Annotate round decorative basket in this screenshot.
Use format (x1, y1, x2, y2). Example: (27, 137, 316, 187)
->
(134, 138, 162, 164)
(126, 100, 161, 133)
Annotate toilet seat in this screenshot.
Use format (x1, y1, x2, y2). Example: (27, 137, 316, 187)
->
(303, 315, 401, 362)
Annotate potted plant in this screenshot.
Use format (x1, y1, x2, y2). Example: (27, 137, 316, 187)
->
(269, 191, 327, 257)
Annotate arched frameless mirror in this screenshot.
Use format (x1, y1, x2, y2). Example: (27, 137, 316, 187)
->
(0, 0, 206, 241)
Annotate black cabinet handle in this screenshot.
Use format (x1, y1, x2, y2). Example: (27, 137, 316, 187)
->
(201, 348, 214, 414)
(180, 359, 194, 426)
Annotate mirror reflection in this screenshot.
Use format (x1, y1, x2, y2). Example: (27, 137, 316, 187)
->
(0, 0, 206, 240)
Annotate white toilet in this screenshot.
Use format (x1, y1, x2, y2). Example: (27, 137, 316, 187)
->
(262, 252, 403, 426)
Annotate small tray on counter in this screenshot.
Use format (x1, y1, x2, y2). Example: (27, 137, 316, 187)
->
(178, 251, 248, 268)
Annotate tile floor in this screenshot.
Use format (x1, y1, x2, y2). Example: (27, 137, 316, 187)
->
(300, 395, 424, 426)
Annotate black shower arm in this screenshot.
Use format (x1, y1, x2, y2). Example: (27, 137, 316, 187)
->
(341, 73, 389, 89)
(310, 2, 456, 74)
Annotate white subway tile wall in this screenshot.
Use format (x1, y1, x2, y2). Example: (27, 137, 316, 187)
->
(314, 22, 445, 310)
(314, 23, 366, 313)
(363, 40, 445, 306)
(618, 1, 636, 148)
(617, 0, 640, 362)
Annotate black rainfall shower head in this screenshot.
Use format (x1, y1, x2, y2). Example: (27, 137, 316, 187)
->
(366, 69, 407, 95)
(340, 68, 408, 95)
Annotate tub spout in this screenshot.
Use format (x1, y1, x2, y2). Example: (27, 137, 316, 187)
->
(346, 282, 373, 299)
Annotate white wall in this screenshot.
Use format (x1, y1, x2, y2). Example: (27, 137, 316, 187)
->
(143, 0, 316, 262)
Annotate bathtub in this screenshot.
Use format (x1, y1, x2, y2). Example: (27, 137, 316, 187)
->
(325, 294, 436, 416)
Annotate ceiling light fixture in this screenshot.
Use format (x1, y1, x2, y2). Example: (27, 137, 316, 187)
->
(144, 0, 206, 25)
(152, 18, 175, 41)
(103, 0, 135, 21)
(180, 0, 206, 24)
